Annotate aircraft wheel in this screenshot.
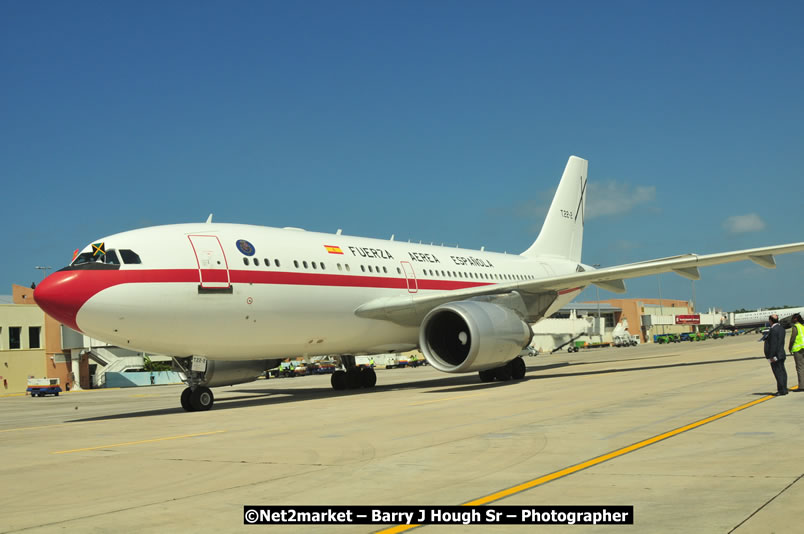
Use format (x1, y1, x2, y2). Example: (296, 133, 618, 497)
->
(190, 386, 214, 411)
(181, 387, 195, 411)
(478, 369, 496, 382)
(495, 364, 512, 381)
(360, 367, 377, 388)
(346, 368, 362, 389)
(510, 357, 526, 380)
(331, 370, 347, 390)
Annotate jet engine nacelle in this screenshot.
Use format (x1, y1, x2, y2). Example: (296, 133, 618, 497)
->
(419, 301, 532, 373)
(195, 359, 281, 388)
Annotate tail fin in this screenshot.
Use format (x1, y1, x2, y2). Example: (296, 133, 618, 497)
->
(521, 155, 588, 263)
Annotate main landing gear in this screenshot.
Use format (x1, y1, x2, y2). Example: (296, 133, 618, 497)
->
(331, 355, 377, 391)
(478, 357, 527, 383)
(180, 386, 214, 412)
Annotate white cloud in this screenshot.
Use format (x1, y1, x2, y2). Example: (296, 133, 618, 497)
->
(722, 213, 766, 234)
(585, 181, 657, 219)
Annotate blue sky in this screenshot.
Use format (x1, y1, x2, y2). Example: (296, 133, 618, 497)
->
(2, 1, 802, 312)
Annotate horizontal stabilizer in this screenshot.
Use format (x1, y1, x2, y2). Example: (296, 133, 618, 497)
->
(672, 267, 701, 280)
(594, 279, 627, 293)
(749, 254, 776, 269)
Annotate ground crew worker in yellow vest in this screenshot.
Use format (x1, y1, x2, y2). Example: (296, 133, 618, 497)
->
(369, 358, 375, 368)
(788, 313, 804, 391)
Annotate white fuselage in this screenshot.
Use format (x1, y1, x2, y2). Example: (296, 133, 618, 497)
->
(43, 223, 583, 360)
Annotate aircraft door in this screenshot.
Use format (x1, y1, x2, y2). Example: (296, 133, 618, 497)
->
(401, 261, 418, 293)
(188, 235, 231, 289)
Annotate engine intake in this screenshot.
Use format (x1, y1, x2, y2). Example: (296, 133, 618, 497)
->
(419, 301, 532, 373)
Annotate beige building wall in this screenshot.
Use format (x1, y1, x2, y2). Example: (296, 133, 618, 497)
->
(0, 304, 48, 394)
(0, 284, 74, 394)
(590, 298, 693, 343)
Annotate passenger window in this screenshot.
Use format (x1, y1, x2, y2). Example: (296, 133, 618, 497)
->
(303, 261, 308, 269)
(383, 266, 387, 274)
(311, 262, 317, 269)
(346, 264, 351, 272)
(321, 262, 325, 270)
(243, 257, 249, 266)
(338, 264, 342, 271)
(294, 260, 299, 268)
(397, 267, 401, 274)
(275, 259, 281, 268)
(361, 265, 365, 272)
(254, 258, 260, 266)
(264, 258, 270, 267)
(368, 266, 373, 273)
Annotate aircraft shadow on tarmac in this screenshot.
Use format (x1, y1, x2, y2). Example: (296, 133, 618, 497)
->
(69, 355, 765, 422)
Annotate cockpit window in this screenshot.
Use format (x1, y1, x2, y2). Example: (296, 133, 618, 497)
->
(72, 249, 121, 266)
(119, 249, 142, 264)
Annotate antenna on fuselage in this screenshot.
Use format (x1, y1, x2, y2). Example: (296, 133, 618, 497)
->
(205, 214, 213, 223)
(390, 234, 394, 241)
(336, 229, 342, 235)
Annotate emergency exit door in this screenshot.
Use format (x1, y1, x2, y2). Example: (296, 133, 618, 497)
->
(188, 235, 231, 290)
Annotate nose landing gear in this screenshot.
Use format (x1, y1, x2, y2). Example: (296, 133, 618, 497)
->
(181, 386, 214, 411)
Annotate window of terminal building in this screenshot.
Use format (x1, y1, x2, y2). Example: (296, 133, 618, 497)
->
(29, 327, 41, 349)
(9, 327, 21, 350)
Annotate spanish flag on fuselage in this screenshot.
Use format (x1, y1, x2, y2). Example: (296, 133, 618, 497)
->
(324, 245, 344, 254)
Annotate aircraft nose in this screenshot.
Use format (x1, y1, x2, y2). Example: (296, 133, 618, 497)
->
(34, 270, 88, 332)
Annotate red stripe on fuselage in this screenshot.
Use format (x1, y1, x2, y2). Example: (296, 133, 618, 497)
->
(35, 268, 581, 332)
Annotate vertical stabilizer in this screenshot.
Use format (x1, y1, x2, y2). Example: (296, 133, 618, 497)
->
(521, 156, 588, 262)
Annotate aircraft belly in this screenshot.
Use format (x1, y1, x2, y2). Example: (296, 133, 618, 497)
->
(76, 282, 419, 359)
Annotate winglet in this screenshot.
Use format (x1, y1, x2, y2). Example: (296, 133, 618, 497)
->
(205, 214, 213, 224)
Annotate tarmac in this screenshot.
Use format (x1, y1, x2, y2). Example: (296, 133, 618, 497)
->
(1, 335, 802, 533)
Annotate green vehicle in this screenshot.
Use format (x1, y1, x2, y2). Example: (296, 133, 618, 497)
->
(655, 334, 680, 344)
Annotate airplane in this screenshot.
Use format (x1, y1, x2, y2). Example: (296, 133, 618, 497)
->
(33, 156, 804, 412)
(730, 306, 804, 330)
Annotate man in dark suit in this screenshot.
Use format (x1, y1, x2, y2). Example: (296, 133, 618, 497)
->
(764, 314, 788, 395)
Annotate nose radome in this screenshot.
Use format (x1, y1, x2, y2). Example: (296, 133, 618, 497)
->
(34, 271, 85, 332)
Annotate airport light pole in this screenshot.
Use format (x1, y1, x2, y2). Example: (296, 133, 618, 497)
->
(657, 274, 665, 335)
(593, 264, 602, 342)
(35, 266, 51, 281)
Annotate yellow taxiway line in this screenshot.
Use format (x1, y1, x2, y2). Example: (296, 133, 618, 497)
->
(377, 391, 786, 533)
(51, 430, 226, 454)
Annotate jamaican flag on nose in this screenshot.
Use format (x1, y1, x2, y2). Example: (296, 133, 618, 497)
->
(92, 242, 105, 258)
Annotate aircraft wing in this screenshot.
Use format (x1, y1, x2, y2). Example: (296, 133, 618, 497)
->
(354, 241, 804, 325)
